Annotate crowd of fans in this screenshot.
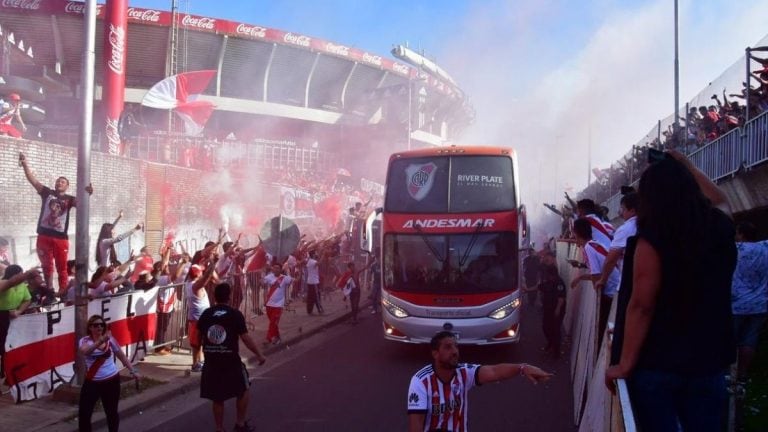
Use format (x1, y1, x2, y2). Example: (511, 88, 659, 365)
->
(575, 51, 768, 205)
(0, 147, 382, 387)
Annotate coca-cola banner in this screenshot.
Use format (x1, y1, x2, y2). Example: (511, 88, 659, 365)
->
(103, 0, 127, 155)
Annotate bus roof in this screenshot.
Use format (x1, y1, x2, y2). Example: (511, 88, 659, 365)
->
(388, 145, 517, 162)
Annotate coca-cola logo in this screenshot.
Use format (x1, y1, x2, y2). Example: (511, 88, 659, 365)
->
(362, 52, 382, 66)
(236, 23, 266, 38)
(107, 24, 125, 75)
(2, 0, 41, 9)
(64, 1, 84, 13)
(392, 63, 410, 75)
(127, 8, 161, 23)
(181, 15, 215, 30)
(325, 43, 349, 57)
(105, 117, 121, 155)
(283, 33, 311, 47)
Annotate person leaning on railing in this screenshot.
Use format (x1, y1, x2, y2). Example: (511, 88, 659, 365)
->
(605, 150, 736, 432)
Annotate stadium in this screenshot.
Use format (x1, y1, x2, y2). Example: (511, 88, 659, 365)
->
(0, 0, 473, 179)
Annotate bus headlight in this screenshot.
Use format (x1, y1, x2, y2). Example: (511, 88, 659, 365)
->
(383, 298, 409, 318)
(487, 298, 521, 320)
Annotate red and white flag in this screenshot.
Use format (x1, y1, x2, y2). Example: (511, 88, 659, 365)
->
(142, 70, 216, 135)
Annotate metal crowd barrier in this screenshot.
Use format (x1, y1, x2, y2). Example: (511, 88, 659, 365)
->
(152, 283, 187, 350)
(602, 109, 768, 217)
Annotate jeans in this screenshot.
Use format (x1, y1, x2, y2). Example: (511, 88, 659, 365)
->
(628, 368, 727, 432)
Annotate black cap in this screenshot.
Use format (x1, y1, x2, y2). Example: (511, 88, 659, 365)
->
(2, 264, 23, 280)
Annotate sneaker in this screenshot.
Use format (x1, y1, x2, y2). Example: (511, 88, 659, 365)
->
(191, 362, 204, 372)
(272, 338, 281, 345)
(233, 421, 255, 432)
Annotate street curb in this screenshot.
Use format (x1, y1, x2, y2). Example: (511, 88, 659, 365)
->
(77, 301, 371, 432)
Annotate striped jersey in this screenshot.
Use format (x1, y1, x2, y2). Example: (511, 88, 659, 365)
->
(407, 363, 481, 432)
(585, 214, 614, 250)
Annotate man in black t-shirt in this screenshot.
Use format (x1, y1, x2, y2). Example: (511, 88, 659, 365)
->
(198, 283, 266, 432)
(20, 152, 93, 292)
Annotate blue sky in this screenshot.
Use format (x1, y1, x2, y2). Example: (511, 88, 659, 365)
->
(130, 0, 768, 226)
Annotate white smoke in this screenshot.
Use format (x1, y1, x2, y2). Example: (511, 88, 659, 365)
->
(435, 0, 768, 240)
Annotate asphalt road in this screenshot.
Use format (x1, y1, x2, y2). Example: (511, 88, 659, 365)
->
(120, 306, 575, 432)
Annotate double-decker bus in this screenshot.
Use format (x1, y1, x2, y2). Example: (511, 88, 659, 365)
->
(379, 146, 526, 344)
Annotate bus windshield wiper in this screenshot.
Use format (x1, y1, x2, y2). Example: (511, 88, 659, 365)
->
(458, 222, 484, 268)
(412, 223, 445, 263)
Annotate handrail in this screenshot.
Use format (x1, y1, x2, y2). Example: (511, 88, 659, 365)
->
(599, 109, 768, 215)
(616, 379, 637, 431)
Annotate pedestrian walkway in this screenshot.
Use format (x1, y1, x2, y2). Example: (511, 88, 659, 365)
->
(0, 288, 371, 432)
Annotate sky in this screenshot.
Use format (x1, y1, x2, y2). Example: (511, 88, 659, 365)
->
(131, 0, 768, 236)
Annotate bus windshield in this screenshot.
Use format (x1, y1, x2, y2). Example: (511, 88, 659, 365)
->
(383, 231, 518, 294)
(385, 155, 516, 213)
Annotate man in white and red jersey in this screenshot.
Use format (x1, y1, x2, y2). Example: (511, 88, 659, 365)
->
(407, 331, 552, 432)
(261, 263, 292, 345)
(571, 218, 620, 347)
(576, 199, 614, 249)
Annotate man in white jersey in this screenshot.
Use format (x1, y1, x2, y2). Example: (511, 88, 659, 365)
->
(407, 331, 552, 432)
(571, 218, 620, 347)
(596, 192, 637, 294)
(575, 198, 614, 249)
(262, 263, 292, 345)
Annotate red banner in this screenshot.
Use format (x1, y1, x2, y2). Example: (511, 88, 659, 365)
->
(103, 0, 127, 155)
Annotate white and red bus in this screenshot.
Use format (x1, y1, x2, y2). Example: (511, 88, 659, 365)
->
(379, 146, 526, 344)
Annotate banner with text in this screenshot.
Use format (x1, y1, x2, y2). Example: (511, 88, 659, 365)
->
(3, 289, 158, 403)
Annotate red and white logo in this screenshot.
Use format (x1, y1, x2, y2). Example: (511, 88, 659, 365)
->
(392, 62, 410, 75)
(107, 24, 125, 75)
(127, 8, 161, 23)
(64, 1, 84, 13)
(362, 52, 382, 66)
(283, 33, 311, 47)
(105, 116, 121, 155)
(181, 15, 215, 30)
(2, 0, 41, 9)
(325, 43, 349, 57)
(236, 23, 266, 38)
(405, 162, 438, 201)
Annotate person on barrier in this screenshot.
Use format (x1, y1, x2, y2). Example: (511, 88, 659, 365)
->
(407, 331, 553, 432)
(154, 246, 177, 354)
(20, 152, 93, 292)
(198, 283, 266, 432)
(595, 192, 637, 294)
(78, 314, 141, 432)
(606, 150, 736, 432)
(262, 263, 292, 345)
(0, 265, 35, 381)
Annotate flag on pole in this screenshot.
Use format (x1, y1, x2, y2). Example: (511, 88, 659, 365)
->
(142, 70, 216, 135)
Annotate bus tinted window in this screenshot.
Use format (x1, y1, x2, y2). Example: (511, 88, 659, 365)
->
(450, 156, 515, 212)
(383, 232, 517, 294)
(385, 155, 515, 213)
(385, 157, 450, 212)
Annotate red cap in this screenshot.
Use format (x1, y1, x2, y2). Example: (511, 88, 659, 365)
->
(9, 93, 21, 102)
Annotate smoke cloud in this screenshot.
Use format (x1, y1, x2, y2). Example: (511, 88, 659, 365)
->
(435, 0, 768, 242)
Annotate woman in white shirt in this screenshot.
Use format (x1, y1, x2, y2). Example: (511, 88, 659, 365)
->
(78, 314, 141, 432)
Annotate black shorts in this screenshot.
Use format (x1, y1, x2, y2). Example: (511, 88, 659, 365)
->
(200, 361, 250, 402)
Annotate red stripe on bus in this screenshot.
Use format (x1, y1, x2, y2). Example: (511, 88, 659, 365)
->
(386, 291, 515, 307)
(383, 212, 517, 233)
(4, 313, 157, 386)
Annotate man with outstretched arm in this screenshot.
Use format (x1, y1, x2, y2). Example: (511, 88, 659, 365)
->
(407, 331, 553, 432)
(19, 152, 93, 292)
